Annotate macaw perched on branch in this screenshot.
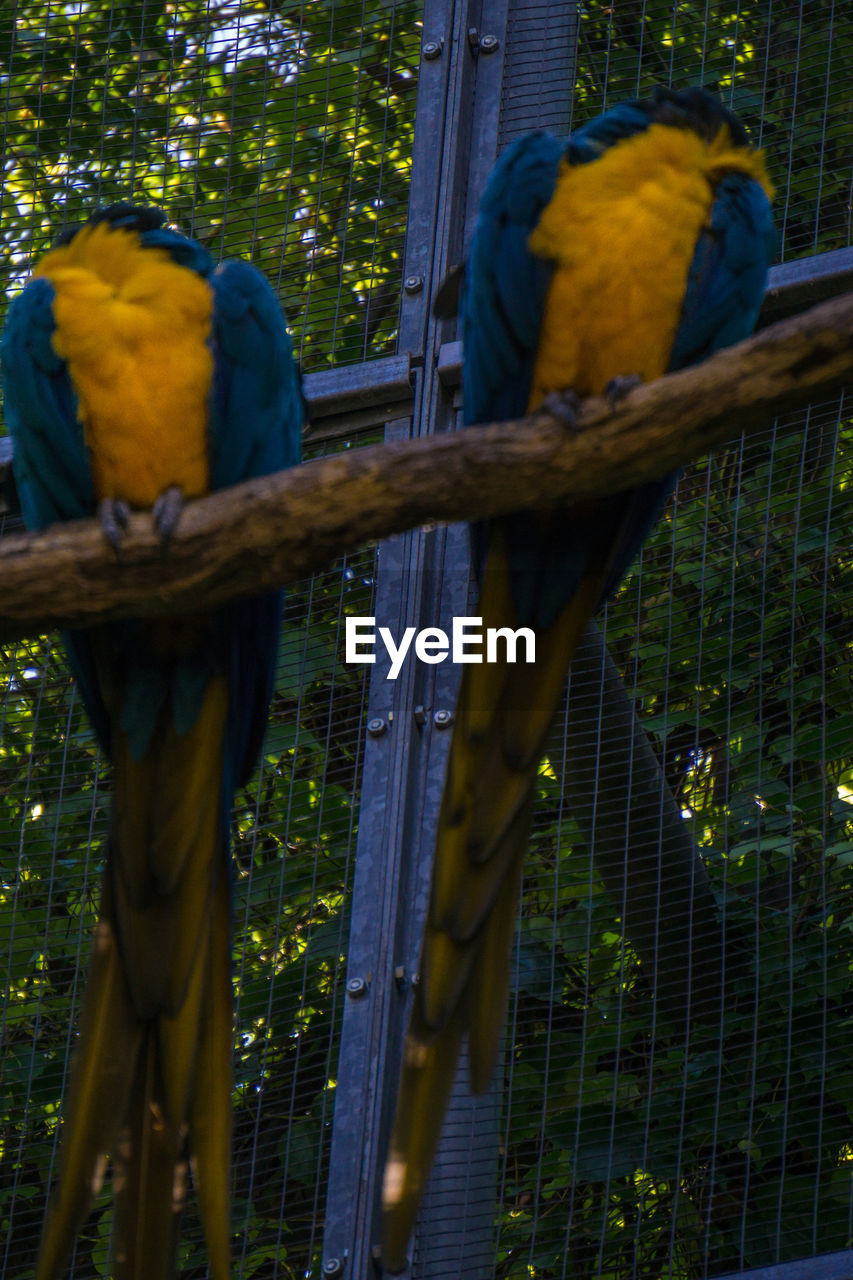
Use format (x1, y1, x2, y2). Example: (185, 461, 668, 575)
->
(2, 205, 302, 1279)
(382, 86, 775, 1269)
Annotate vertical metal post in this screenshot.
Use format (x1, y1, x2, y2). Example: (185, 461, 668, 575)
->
(322, 3, 580, 1276)
(321, 3, 483, 1276)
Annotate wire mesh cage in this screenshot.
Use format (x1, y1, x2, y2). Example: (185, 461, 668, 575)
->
(0, 0, 420, 369)
(1, 1, 852, 1279)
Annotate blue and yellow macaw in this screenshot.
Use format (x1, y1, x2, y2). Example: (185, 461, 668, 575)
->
(382, 87, 775, 1268)
(1, 205, 302, 1279)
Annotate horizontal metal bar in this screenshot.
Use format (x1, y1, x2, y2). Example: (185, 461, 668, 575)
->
(304, 352, 414, 422)
(760, 245, 853, 325)
(714, 1248, 853, 1280)
(437, 338, 463, 388)
(301, 351, 416, 444)
(0, 354, 415, 513)
(434, 246, 853, 391)
(304, 398, 415, 444)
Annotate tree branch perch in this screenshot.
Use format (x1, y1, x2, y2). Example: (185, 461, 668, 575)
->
(1, 291, 852, 641)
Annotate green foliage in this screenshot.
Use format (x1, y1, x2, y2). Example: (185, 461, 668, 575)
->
(0, 0, 421, 368)
(572, 0, 852, 259)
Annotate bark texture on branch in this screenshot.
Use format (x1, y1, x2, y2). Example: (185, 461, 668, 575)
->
(1, 291, 851, 640)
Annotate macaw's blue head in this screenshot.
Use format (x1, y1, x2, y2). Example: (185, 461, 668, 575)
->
(55, 203, 215, 277)
(643, 85, 752, 146)
(54, 203, 167, 243)
(566, 85, 755, 168)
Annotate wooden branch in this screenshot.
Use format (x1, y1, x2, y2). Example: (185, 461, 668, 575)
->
(2, 291, 852, 641)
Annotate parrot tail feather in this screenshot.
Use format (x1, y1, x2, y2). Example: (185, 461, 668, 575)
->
(37, 676, 234, 1280)
(113, 1030, 186, 1280)
(36, 874, 233, 1280)
(35, 885, 143, 1280)
(381, 1007, 466, 1274)
(383, 543, 600, 1267)
(188, 872, 234, 1280)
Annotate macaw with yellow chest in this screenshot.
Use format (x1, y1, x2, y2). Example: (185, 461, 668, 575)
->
(382, 86, 775, 1268)
(2, 205, 302, 1279)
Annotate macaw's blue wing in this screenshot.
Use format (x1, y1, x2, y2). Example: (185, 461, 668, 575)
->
(208, 258, 303, 792)
(2, 206, 303, 1280)
(383, 88, 775, 1270)
(460, 130, 562, 427)
(669, 170, 777, 370)
(1, 276, 92, 528)
(1, 266, 118, 754)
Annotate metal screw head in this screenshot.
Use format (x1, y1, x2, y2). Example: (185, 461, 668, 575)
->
(479, 33, 499, 53)
(433, 709, 454, 729)
(404, 275, 423, 295)
(366, 717, 386, 738)
(323, 1260, 343, 1278)
(347, 976, 367, 998)
(422, 39, 442, 60)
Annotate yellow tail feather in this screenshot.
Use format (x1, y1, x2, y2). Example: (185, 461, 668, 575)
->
(113, 1034, 185, 1280)
(35, 897, 144, 1280)
(383, 540, 604, 1267)
(36, 676, 234, 1279)
(189, 872, 234, 1280)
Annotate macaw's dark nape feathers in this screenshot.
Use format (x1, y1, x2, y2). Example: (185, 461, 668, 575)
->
(54, 202, 168, 245)
(381, 86, 775, 1272)
(2, 202, 304, 1279)
(646, 84, 752, 145)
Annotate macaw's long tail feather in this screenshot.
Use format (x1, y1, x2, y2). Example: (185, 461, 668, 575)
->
(112, 869, 233, 1280)
(189, 870, 234, 1280)
(382, 535, 599, 1270)
(35, 891, 144, 1280)
(37, 675, 234, 1280)
(113, 1027, 186, 1279)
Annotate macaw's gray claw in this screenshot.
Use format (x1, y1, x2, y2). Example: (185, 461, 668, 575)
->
(539, 389, 582, 430)
(604, 374, 643, 407)
(152, 485, 184, 548)
(98, 497, 131, 555)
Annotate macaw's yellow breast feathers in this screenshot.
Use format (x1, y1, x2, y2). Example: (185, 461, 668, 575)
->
(526, 122, 770, 404)
(35, 220, 214, 507)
